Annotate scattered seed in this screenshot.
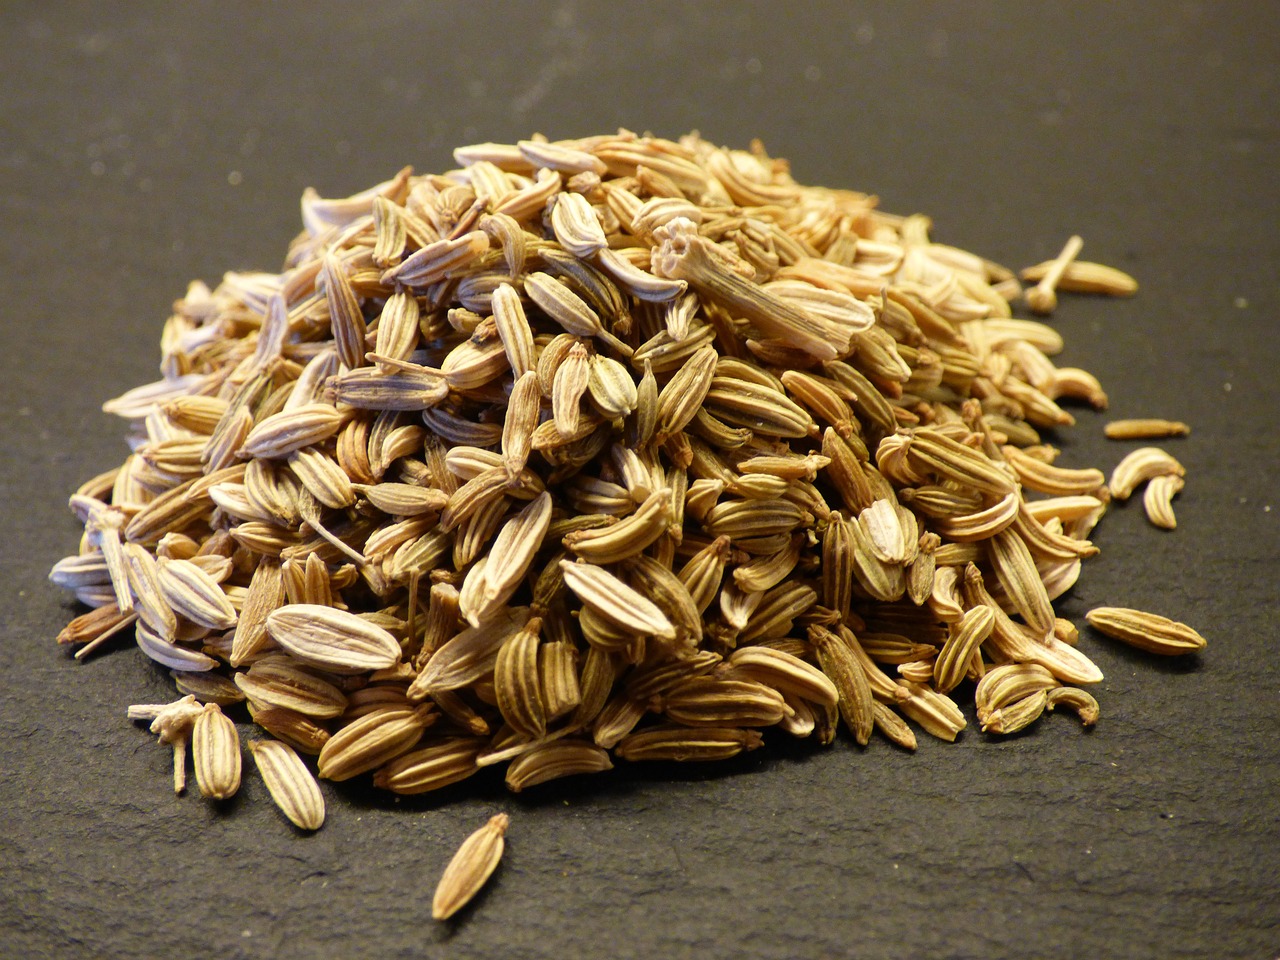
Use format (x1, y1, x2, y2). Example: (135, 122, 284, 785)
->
(433, 813, 510, 921)
(249, 739, 326, 830)
(1085, 607, 1207, 655)
(1104, 419, 1190, 440)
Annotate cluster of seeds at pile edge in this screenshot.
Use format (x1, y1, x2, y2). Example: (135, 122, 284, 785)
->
(50, 130, 1199, 817)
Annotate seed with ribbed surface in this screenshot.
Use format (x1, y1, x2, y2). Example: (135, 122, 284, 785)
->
(892, 681, 967, 742)
(192, 703, 241, 800)
(504, 740, 613, 792)
(493, 618, 547, 740)
(1085, 606, 1207, 655)
(559, 560, 675, 641)
(726, 646, 838, 708)
(156, 558, 237, 630)
(614, 725, 764, 762)
(316, 704, 434, 781)
(248, 739, 325, 830)
(433, 814, 510, 921)
(810, 626, 874, 745)
(1108, 446, 1185, 500)
(266, 604, 403, 674)
(1045, 687, 1100, 726)
(234, 659, 348, 719)
(372, 738, 485, 795)
(981, 688, 1049, 735)
(660, 677, 791, 727)
(932, 605, 996, 694)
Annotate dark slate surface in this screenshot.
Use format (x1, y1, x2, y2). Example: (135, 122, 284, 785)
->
(2, 3, 1277, 958)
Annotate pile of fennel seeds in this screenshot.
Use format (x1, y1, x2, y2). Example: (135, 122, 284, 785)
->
(50, 131, 1206, 830)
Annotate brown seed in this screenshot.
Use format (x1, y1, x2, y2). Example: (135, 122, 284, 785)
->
(316, 704, 435, 781)
(613, 726, 764, 763)
(433, 813, 510, 921)
(372, 738, 485, 795)
(504, 740, 613, 792)
(981, 689, 1049, 735)
(248, 740, 325, 831)
(1104, 418, 1190, 440)
(493, 618, 547, 740)
(559, 560, 676, 641)
(932, 605, 996, 694)
(1085, 607, 1207, 655)
(810, 626, 874, 746)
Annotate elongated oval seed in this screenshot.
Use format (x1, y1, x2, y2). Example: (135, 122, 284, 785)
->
(614, 725, 764, 762)
(726, 646, 839, 708)
(1104, 418, 1190, 440)
(239, 403, 345, 459)
(192, 703, 241, 800)
(559, 560, 676, 640)
(810, 626, 874, 746)
(932, 605, 997, 694)
(433, 813, 510, 921)
(981, 689, 1049, 735)
(234, 664, 348, 719)
(266, 604, 403, 674)
(316, 704, 434, 781)
(1085, 607, 1207, 655)
(156, 558, 238, 630)
(372, 738, 485, 795)
(248, 740, 325, 830)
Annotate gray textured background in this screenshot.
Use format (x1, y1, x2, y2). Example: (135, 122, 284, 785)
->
(2, 2, 1277, 958)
